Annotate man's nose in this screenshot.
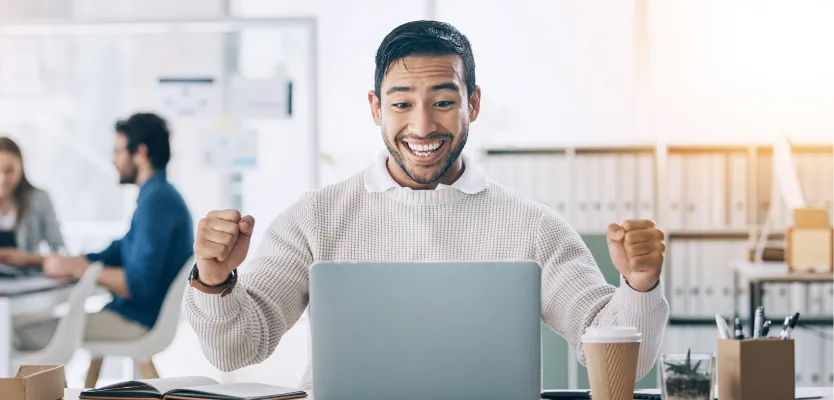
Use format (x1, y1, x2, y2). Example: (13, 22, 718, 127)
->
(409, 105, 438, 137)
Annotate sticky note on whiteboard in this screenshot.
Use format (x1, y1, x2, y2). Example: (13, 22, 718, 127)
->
(156, 77, 220, 118)
(230, 76, 291, 119)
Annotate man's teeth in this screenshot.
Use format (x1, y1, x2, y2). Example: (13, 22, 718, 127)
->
(406, 141, 442, 152)
(406, 141, 443, 158)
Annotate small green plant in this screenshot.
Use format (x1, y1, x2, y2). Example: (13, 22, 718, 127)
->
(661, 349, 712, 400)
(664, 349, 703, 377)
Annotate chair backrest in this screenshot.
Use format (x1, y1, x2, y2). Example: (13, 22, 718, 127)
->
(40, 262, 103, 361)
(137, 255, 195, 352)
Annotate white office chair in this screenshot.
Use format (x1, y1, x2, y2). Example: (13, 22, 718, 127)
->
(82, 256, 195, 388)
(11, 263, 103, 371)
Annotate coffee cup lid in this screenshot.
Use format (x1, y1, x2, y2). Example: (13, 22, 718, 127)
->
(581, 326, 642, 343)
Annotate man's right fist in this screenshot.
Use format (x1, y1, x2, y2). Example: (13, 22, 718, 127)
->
(194, 209, 255, 286)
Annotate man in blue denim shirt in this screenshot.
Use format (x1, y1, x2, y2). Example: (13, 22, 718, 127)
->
(16, 113, 193, 350)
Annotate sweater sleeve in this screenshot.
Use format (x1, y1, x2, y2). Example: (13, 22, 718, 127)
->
(86, 239, 123, 266)
(183, 192, 316, 372)
(535, 211, 669, 380)
(35, 190, 66, 252)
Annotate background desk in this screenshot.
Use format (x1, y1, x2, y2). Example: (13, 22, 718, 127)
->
(0, 275, 75, 376)
(733, 261, 834, 333)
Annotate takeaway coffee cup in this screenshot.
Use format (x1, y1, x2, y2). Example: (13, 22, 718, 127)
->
(581, 326, 642, 400)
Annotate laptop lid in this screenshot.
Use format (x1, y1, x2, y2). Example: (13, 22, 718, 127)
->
(309, 260, 541, 400)
(0, 230, 16, 248)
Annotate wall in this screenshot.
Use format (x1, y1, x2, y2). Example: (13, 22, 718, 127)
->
(647, 0, 834, 145)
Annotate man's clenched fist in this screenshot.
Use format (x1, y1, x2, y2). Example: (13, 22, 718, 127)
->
(194, 210, 255, 286)
(606, 220, 665, 292)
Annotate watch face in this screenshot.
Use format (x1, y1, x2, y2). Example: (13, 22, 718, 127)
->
(188, 264, 199, 281)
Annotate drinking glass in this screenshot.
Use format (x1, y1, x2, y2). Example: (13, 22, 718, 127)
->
(659, 352, 715, 400)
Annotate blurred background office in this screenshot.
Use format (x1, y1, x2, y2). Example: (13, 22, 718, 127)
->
(0, 0, 831, 391)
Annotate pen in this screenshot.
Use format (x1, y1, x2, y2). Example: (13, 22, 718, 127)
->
(733, 317, 744, 339)
(784, 312, 800, 340)
(753, 306, 764, 338)
(715, 314, 731, 339)
(779, 316, 791, 340)
(761, 320, 772, 337)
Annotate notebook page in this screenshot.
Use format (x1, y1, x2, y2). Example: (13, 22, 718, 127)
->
(177, 383, 304, 398)
(140, 377, 220, 394)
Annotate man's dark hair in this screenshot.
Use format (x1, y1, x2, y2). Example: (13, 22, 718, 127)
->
(374, 20, 476, 99)
(115, 113, 172, 170)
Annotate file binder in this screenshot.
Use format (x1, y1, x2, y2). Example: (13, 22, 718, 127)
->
(636, 153, 655, 221)
(573, 155, 591, 232)
(619, 154, 638, 220)
(688, 240, 703, 317)
(728, 153, 748, 230)
(708, 154, 727, 229)
(666, 153, 685, 231)
(586, 155, 603, 231)
(669, 240, 688, 317)
(600, 155, 619, 225)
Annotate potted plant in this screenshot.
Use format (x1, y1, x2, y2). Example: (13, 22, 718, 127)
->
(660, 349, 715, 400)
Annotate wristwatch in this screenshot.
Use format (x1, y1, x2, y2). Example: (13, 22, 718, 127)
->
(188, 264, 238, 297)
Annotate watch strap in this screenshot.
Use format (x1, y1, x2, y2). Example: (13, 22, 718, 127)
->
(189, 264, 237, 297)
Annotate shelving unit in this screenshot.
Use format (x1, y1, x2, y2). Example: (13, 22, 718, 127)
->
(482, 142, 834, 388)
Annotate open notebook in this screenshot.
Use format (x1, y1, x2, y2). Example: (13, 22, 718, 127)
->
(79, 376, 307, 400)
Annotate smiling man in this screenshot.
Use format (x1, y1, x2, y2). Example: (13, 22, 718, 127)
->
(375, 60, 471, 188)
(184, 20, 669, 391)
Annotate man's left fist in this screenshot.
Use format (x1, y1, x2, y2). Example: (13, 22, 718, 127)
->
(607, 220, 665, 292)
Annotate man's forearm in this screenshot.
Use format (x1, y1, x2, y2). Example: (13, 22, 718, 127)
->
(98, 267, 130, 298)
(25, 253, 45, 265)
(13, 252, 44, 266)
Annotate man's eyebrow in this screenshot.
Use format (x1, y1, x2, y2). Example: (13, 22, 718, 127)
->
(431, 82, 460, 92)
(386, 86, 413, 95)
(384, 83, 461, 95)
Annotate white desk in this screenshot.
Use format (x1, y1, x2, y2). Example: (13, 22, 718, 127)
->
(0, 275, 75, 377)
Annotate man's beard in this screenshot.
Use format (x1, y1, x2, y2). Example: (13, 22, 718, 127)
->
(119, 165, 138, 185)
(383, 126, 468, 185)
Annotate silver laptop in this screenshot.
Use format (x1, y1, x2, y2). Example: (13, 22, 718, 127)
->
(309, 260, 541, 400)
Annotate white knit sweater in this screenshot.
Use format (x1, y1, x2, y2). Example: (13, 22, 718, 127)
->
(184, 161, 669, 391)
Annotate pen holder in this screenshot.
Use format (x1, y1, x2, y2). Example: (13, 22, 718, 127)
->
(717, 338, 794, 400)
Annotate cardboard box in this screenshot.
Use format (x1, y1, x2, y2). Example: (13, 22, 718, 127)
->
(787, 208, 833, 272)
(0, 365, 65, 400)
(717, 338, 794, 400)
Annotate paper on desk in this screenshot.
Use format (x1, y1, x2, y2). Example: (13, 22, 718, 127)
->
(0, 276, 73, 296)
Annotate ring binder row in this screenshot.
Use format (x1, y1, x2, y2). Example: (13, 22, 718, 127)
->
(481, 143, 834, 386)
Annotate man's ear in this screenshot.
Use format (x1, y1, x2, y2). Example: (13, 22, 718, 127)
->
(368, 90, 382, 126)
(133, 144, 149, 166)
(469, 86, 482, 123)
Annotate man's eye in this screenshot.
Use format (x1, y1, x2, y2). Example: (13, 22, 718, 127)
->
(392, 103, 410, 109)
(435, 101, 454, 107)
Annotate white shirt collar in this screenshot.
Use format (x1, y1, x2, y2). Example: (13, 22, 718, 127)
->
(364, 151, 488, 194)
